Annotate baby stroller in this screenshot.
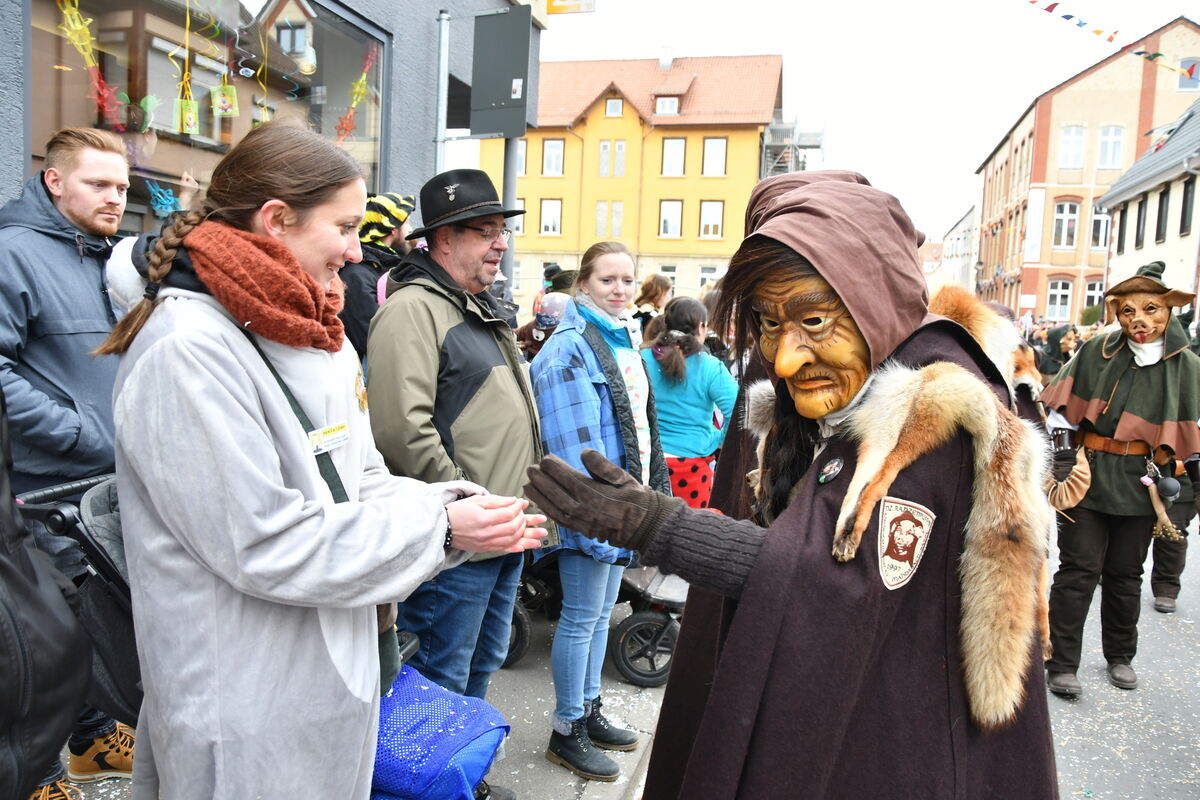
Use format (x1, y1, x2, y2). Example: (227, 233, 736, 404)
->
(505, 551, 687, 687)
(18, 476, 508, 800)
(17, 474, 140, 728)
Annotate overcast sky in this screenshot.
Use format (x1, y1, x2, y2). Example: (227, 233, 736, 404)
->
(535, 0, 1194, 239)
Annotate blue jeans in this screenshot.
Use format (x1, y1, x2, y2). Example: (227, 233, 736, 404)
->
(552, 550, 624, 723)
(396, 552, 523, 699)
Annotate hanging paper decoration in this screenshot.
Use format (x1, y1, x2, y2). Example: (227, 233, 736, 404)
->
(144, 179, 182, 218)
(56, 0, 125, 130)
(210, 82, 239, 117)
(166, 0, 199, 134)
(335, 45, 377, 144)
(1023, 1, 1195, 77)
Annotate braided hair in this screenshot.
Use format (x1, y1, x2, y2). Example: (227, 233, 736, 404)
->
(96, 121, 364, 355)
(649, 296, 707, 382)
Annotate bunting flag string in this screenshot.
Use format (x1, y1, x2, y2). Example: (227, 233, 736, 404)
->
(1025, 1, 1198, 79)
(335, 45, 377, 144)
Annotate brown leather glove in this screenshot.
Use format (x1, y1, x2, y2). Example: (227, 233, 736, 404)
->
(524, 449, 683, 551)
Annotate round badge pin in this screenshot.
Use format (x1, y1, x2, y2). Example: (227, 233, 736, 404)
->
(818, 457, 844, 485)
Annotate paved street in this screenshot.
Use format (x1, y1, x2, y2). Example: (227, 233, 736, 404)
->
(68, 536, 1196, 800)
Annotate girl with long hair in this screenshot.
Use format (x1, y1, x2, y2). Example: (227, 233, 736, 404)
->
(642, 297, 738, 509)
(529, 240, 669, 782)
(631, 272, 673, 334)
(97, 121, 543, 799)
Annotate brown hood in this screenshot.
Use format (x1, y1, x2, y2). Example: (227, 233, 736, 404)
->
(743, 171, 872, 236)
(747, 179, 928, 369)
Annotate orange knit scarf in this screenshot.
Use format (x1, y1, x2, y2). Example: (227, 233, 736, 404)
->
(183, 221, 344, 352)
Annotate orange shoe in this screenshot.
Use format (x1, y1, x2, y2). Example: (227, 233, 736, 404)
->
(66, 722, 134, 782)
(27, 779, 83, 800)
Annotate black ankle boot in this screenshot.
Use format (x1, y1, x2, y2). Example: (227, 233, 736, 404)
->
(585, 696, 639, 751)
(546, 717, 619, 781)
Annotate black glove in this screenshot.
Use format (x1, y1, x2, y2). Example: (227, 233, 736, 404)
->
(1052, 446, 1078, 482)
(524, 449, 683, 551)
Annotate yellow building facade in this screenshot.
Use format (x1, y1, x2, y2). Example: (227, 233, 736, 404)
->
(479, 55, 783, 311)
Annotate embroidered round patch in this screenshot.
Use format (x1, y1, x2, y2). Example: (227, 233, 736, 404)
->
(817, 457, 844, 484)
(877, 497, 935, 590)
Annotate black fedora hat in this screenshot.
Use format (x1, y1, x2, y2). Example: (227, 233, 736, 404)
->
(407, 168, 524, 240)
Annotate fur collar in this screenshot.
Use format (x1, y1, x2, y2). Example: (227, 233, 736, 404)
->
(838, 361, 1052, 730)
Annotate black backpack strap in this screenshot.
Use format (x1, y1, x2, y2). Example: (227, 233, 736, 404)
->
(241, 333, 349, 504)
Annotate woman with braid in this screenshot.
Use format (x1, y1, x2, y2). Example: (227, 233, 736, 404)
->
(642, 296, 738, 510)
(96, 122, 545, 800)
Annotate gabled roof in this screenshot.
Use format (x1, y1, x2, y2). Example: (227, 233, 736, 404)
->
(975, 16, 1200, 174)
(1099, 96, 1200, 207)
(535, 55, 782, 127)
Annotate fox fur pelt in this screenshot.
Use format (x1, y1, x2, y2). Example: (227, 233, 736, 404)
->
(744, 362, 1053, 730)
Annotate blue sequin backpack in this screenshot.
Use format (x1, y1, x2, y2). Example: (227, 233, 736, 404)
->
(371, 664, 510, 800)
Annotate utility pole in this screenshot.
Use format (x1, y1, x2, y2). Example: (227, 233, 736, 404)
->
(434, 9, 450, 174)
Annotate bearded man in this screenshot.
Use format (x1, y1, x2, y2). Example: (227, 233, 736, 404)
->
(1040, 261, 1200, 695)
(524, 173, 1058, 799)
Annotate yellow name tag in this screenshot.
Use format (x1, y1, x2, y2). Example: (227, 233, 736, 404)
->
(309, 422, 350, 455)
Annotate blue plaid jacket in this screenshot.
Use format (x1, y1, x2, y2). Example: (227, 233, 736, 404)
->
(530, 301, 668, 563)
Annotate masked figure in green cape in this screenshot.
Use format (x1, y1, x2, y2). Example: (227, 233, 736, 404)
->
(1040, 261, 1200, 696)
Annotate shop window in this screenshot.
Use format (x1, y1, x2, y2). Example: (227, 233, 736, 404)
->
(31, 0, 386, 235)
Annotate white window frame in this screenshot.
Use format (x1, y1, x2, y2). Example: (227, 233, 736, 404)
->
(1098, 126, 1124, 169)
(611, 201, 624, 238)
(614, 140, 626, 177)
(595, 201, 608, 238)
(702, 137, 727, 177)
(659, 200, 683, 238)
(1053, 201, 1079, 248)
(540, 199, 562, 236)
(511, 198, 524, 235)
(516, 139, 526, 176)
(598, 140, 610, 177)
(699, 266, 724, 287)
(1090, 204, 1110, 250)
(660, 265, 677, 288)
(699, 200, 724, 239)
(662, 138, 685, 177)
(605, 98, 623, 117)
(1085, 280, 1104, 310)
(1047, 279, 1072, 321)
(655, 96, 679, 115)
(1059, 126, 1085, 169)
(542, 139, 564, 177)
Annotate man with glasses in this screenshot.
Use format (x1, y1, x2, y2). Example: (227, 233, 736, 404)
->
(367, 169, 551, 800)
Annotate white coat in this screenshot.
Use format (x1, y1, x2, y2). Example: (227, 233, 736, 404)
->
(112, 286, 473, 799)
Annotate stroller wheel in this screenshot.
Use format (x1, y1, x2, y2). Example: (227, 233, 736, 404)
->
(610, 611, 679, 687)
(503, 601, 532, 668)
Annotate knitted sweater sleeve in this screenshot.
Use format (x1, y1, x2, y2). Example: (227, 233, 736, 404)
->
(641, 504, 765, 598)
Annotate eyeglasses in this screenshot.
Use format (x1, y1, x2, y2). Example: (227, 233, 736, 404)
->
(459, 224, 513, 243)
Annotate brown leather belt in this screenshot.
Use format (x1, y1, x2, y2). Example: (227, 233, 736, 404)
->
(1081, 432, 1150, 456)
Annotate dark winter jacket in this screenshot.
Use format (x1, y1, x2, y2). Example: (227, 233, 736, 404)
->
(0, 391, 91, 798)
(1037, 324, 1073, 377)
(0, 174, 119, 492)
(339, 242, 402, 365)
(367, 249, 555, 556)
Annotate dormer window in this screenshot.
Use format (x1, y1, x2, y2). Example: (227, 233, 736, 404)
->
(656, 96, 679, 115)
